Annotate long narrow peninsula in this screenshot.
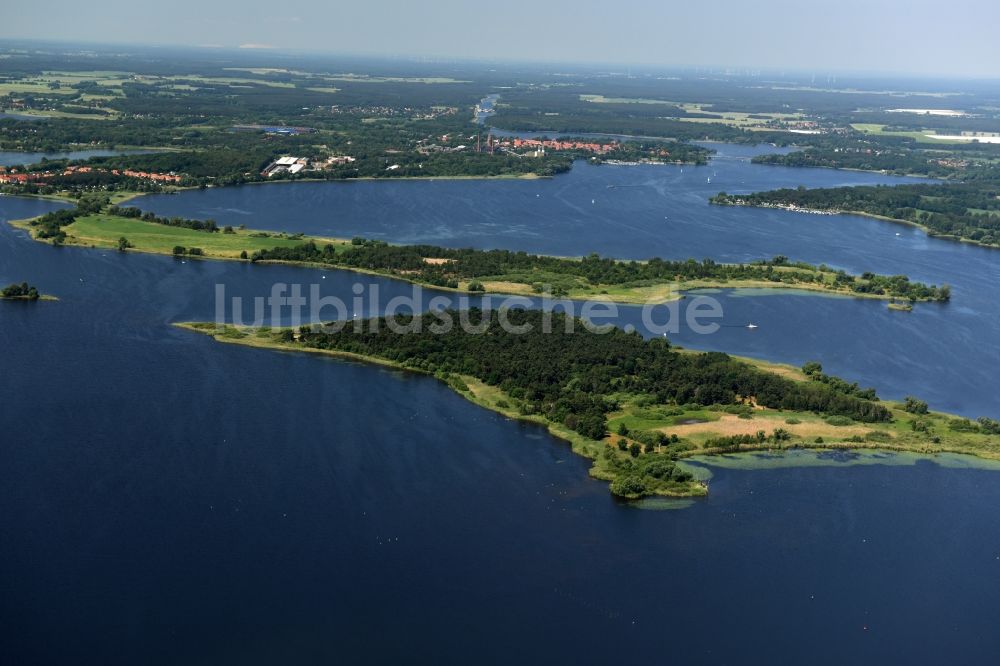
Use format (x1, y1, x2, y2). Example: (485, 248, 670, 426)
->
(10, 199, 951, 305)
(178, 311, 1000, 499)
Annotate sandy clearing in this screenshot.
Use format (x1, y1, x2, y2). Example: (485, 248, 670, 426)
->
(659, 414, 877, 439)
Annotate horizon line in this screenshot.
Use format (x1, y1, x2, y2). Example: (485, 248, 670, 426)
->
(1, 37, 998, 83)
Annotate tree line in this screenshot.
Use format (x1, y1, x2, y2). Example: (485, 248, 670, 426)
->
(249, 238, 949, 301)
(1, 282, 40, 300)
(289, 308, 893, 447)
(712, 182, 1000, 248)
(108, 206, 220, 232)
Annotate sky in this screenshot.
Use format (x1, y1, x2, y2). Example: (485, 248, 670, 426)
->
(4, 0, 1000, 78)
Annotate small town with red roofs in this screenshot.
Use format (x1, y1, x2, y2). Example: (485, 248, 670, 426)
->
(0, 164, 182, 185)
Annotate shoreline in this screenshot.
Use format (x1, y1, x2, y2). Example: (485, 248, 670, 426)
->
(173, 322, 707, 499)
(713, 199, 999, 251)
(0, 294, 57, 302)
(176, 322, 1000, 500)
(750, 158, 944, 180)
(5, 212, 945, 306)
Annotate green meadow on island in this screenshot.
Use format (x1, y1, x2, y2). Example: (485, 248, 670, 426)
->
(11, 197, 951, 306)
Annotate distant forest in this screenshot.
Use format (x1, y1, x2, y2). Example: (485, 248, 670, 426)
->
(713, 182, 1000, 247)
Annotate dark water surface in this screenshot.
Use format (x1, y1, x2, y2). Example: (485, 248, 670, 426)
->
(3, 147, 1000, 665)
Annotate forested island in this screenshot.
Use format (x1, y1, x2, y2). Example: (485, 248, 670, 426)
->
(179, 310, 1000, 499)
(1, 282, 41, 300)
(711, 181, 1000, 248)
(13, 201, 951, 304)
(251, 238, 950, 303)
(0, 282, 56, 301)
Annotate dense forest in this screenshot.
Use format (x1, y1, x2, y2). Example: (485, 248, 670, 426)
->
(272, 308, 893, 494)
(249, 238, 951, 301)
(712, 182, 1000, 247)
(752, 140, 958, 177)
(751, 135, 1000, 178)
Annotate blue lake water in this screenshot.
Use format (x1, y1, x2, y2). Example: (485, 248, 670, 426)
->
(3, 144, 1000, 664)
(0, 149, 156, 167)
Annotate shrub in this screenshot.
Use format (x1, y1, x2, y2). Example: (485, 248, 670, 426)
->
(825, 415, 854, 426)
(802, 361, 823, 376)
(609, 475, 646, 498)
(978, 417, 1000, 435)
(724, 404, 754, 417)
(447, 375, 469, 392)
(949, 418, 980, 433)
(770, 428, 792, 442)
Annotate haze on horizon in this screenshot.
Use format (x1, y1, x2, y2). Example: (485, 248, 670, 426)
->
(4, 0, 1000, 79)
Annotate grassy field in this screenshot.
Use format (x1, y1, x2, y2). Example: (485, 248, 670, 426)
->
(579, 95, 802, 129)
(851, 123, 978, 145)
(0, 68, 131, 116)
(606, 396, 999, 461)
(52, 215, 350, 258)
(0, 82, 79, 95)
(1, 107, 118, 120)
